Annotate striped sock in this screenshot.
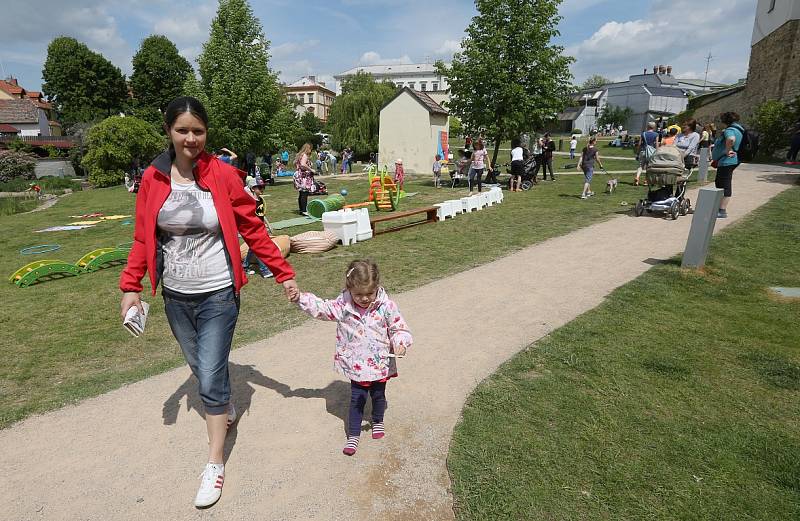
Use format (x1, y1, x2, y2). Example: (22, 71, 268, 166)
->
(372, 422, 385, 439)
(343, 436, 360, 456)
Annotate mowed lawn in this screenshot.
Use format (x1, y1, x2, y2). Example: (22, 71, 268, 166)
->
(448, 185, 800, 520)
(1, 165, 701, 428)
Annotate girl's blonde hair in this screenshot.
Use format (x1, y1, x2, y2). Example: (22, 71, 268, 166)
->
(296, 143, 312, 163)
(345, 259, 380, 291)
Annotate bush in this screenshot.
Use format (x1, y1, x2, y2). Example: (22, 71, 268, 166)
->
(571, 128, 582, 135)
(0, 150, 37, 183)
(82, 115, 164, 188)
(750, 98, 799, 159)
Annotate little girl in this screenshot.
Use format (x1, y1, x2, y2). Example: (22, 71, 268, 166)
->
(394, 159, 405, 191)
(297, 259, 412, 456)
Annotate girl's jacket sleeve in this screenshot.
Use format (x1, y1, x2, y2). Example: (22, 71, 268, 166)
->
(298, 292, 344, 322)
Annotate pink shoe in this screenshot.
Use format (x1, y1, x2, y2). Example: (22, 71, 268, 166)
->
(372, 422, 385, 440)
(343, 436, 359, 456)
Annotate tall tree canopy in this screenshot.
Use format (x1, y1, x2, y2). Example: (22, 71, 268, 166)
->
(581, 74, 612, 90)
(196, 0, 293, 153)
(42, 37, 128, 129)
(597, 104, 633, 128)
(436, 0, 574, 164)
(131, 35, 192, 123)
(326, 72, 396, 158)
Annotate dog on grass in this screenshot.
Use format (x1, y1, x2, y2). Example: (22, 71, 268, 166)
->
(606, 177, 618, 194)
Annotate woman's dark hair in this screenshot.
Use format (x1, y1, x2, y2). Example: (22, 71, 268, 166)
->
(684, 118, 697, 132)
(720, 112, 740, 125)
(511, 138, 521, 148)
(164, 96, 209, 130)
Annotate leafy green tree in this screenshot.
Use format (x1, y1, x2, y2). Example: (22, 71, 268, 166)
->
(42, 37, 128, 129)
(448, 116, 463, 138)
(300, 111, 323, 134)
(327, 71, 397, 157)
(750, 99, 796, 158)
(436, 0, 574, 165)
(581, 74, 611, 90)
(82, 116, 164, 187)
(0, 150, 37, 183)
(597, 104, 633, 128)
(131, 35, 193, 124)
(197, 0, 291, 154)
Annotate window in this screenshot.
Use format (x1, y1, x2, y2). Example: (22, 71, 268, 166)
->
(768, 0, 776, 12)
(432, 82, 439, 91)
(308, 93, 314, 104)
(408, 82, 415, 90)
(420, 82, 427, 91)
(396, 82, 403, 88)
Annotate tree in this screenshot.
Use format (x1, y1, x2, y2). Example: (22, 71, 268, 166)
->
(300, 111, 323, 134)
(327, 71, 397, 158)
(130, 35, 193, 123)
(0, 150, 37, 183)
(449, 116, 463, 138)
(581, 74, 611, 90)
(597, 104, 633, 128)
(436, 0, 574, 165)
(197, 0, 292, 154)
(750, 98, 798, 158)
(82, 116, 164, 187)
(42, 37, 128, 129)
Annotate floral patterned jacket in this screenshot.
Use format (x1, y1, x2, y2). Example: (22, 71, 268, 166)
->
(298, 287, 413, 382)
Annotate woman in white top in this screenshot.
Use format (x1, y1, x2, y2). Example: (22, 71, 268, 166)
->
(674, 118, 701, 170)
(470, 139, 488, 194)
(509, 138, 525, 192)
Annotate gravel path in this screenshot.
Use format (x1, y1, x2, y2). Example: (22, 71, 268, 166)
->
(4, 164, 796, 521)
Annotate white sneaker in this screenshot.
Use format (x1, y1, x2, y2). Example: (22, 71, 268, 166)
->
(580, 194, 588, 199)
(195, 463, 224, 508)
(247, 269, 255, 275)
(226, 403, 237, 428)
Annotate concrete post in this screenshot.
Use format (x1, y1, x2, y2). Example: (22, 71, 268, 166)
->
(682, 187, 724, 269)
(698, 148, 709, 183)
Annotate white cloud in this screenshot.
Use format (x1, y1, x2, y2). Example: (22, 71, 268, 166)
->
(567, 0, 755, 85)
(358, 51, 413, 66)
(435, 39, 462, 56)
(272, 40, 320, 60)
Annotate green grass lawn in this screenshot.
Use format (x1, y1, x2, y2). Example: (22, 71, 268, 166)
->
(0, 167, 709, 428)
(448, 186, 800, 520)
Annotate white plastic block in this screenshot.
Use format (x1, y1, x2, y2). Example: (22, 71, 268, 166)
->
(322, 210, 358, 246)
(461, 196, 480, 213)
(478, 192, 490, 208)
(346, 207, 373, 242)
(434, 202, 455, 220)
(447, 199, 463, 214)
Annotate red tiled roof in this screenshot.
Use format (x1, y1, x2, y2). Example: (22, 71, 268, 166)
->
(0, 99, 40, 124)
(0, 123, 19, 133)
(0, 79, 24, 96)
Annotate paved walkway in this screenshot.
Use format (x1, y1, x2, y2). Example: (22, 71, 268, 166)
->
(4, 165, 797, 520)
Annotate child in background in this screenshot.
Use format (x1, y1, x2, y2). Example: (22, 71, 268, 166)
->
(297, 259, 413, 456)
(394, 159, 405, 191)
(569, 135, 578, 160)
(242, 178, 274, 278)
(432, 154, 442, 188)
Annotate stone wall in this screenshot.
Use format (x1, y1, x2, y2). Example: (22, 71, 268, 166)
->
(743, 18, 800, 112)
(691, 90, 747, 127)
(35, 159, 75, 179)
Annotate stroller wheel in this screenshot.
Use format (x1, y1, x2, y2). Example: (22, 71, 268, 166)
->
(669, 200, 680, 220)
(634, 200, 645, 217)
(679, 198, 689, 216)
(521, 180, 533, 191)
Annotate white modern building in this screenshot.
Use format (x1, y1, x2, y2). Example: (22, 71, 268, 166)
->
(334, 63, 449, 93)
(559, 66, 729, 134)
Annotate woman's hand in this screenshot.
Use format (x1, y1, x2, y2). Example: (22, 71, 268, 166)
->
(394, 345, 407, 357)
(283, 279, 300, 303)
(120, 291, 143, 320)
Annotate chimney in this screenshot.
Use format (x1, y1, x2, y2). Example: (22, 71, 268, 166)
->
(8, 77, 18, 86)
(666, 65, 673, 75)
(308, 75, 316, 82)
(658, 65, 666, 74)
(653, 66, 658, 74)
(644, 68, 647, 74)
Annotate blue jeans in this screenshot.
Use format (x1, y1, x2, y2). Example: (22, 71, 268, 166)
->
(348, 381, 387, 437)
(243, 249, 272, 276)
(163, 286, 240, 414)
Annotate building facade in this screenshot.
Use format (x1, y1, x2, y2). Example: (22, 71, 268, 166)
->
(0, 77, 61, 136)
(689, 0, 800, 124)
(284, 76, 336, 123)
(379, 88, 449, 174)
(335, 63, 449, 94)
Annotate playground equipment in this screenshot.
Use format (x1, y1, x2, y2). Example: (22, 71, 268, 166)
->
(76, 248, 130, 272)
(9, 260, 83, 288)
(307, 194, 346, 219)
(20, 244, 61, 255)
(9, 245, 130, 287)
(368, 166, 401, 212)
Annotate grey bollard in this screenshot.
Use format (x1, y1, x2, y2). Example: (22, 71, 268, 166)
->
(698, 148, 709, 183)
(682, 187, 724, 269)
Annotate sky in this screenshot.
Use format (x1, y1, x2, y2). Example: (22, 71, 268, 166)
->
(0, 0, 757, 96)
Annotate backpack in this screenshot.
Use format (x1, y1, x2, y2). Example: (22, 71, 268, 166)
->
(730, 123, 759, 162)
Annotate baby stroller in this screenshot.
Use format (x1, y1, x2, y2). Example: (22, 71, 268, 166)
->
(634, 145, 691, 219)
(506, 156, 538, 191)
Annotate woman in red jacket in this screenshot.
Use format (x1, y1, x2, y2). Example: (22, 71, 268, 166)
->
(119, 97, 299, 508)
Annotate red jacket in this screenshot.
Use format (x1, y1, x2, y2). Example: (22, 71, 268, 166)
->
(119, 150, 295, 295)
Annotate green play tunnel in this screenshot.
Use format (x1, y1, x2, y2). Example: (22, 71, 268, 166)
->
(307, 194, 345, 218)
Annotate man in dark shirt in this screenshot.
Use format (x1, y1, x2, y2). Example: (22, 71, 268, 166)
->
(540, 133, 556, 181)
